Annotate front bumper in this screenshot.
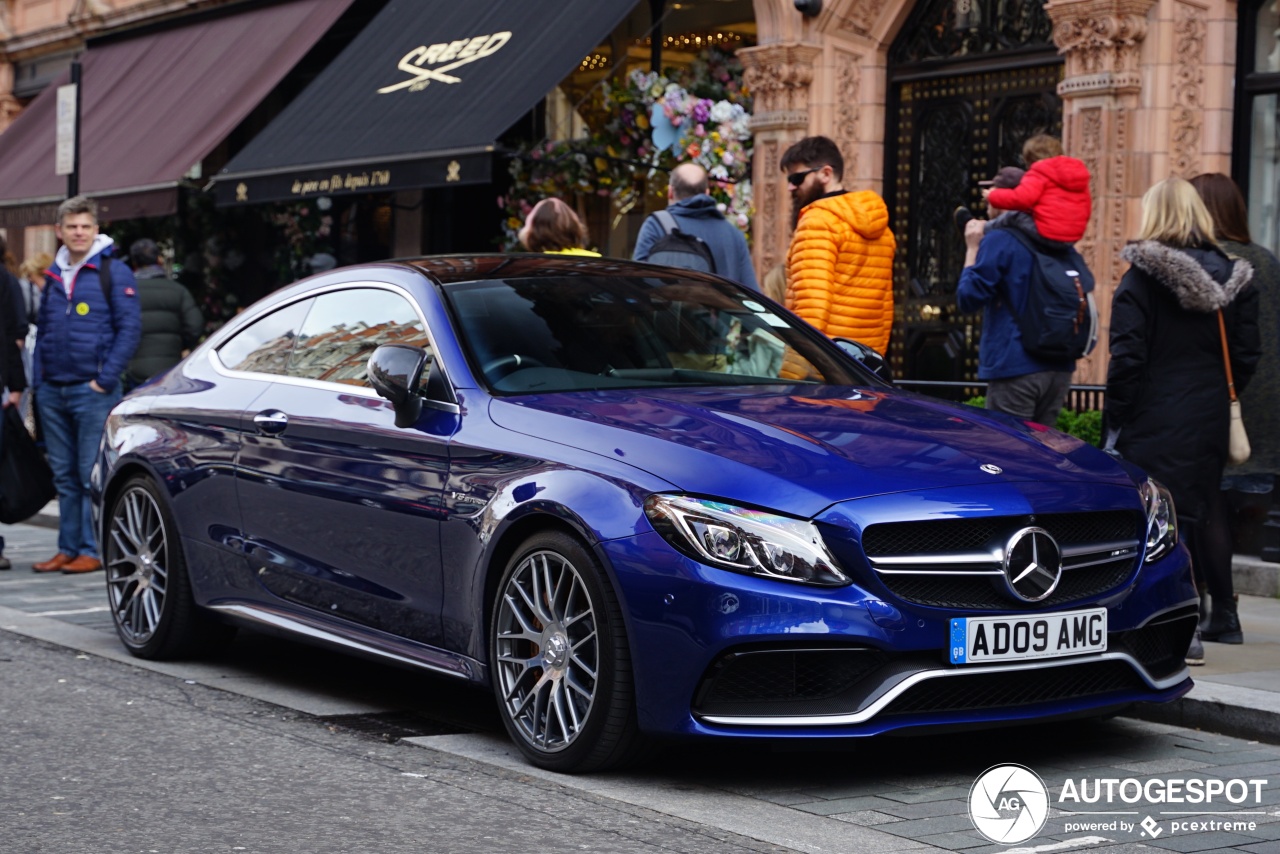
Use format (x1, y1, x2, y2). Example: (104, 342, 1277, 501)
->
(603, 525, 1196, 738)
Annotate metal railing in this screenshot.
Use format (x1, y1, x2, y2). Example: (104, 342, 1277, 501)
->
(895, 379, 1105, 412)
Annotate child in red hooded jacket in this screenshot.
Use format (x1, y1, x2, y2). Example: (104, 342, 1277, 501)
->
(984, 134, 1092, 243)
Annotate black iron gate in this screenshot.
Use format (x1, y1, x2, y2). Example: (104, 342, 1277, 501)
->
(886, 0, 1063, 381)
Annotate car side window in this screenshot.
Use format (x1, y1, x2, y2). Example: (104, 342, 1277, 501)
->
(216, 299, 314, 376)
(286, 287, 430, 388)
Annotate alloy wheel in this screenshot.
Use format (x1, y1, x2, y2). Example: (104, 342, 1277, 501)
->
(494, 549, 599, 753)
(106, 485, 170, 645)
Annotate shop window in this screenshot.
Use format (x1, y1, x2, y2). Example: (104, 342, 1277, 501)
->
(1237, 1, 1280, 253)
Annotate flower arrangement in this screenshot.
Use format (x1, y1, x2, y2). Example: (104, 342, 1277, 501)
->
(271, 199, 334, 282)
(501, 47, 753, 249)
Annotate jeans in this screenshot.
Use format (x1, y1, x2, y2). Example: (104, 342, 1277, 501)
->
(36, 382, 120, 558)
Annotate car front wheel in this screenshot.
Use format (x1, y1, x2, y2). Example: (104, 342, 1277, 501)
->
(490, 530, 642, 772)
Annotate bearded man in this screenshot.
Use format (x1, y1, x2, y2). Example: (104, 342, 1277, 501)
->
(782, 136, 896, 354)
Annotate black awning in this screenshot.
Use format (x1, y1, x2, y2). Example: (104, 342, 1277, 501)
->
(0, 0, 355, 227)
(213, 0, 636, 206)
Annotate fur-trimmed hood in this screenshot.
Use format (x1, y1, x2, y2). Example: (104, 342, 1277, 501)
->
(1120, 240, 1254, 313)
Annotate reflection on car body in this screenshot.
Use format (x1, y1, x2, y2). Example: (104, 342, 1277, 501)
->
(93, 254, 1196, 773)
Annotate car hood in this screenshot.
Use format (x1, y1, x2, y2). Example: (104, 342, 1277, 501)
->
(488, 385, 1134, 518)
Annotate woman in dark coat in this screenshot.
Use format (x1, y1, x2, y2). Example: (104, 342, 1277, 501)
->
(1191, 174, 1280, 569)
(1105, 177, 1261, 645)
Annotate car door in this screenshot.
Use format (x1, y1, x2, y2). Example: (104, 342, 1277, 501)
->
(235, 284, 456, 646)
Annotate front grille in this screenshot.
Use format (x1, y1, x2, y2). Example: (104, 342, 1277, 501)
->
(1114, 608, 1198, 679)
(861, 510, 1144, 610)
(863, 511, 1141, 558)
(881, 660, 1145, 716)
(695, 648, 887, 717)
(879, 559, 1134, 610)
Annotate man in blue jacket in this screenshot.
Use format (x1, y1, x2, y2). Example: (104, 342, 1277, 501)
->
(956, 167, 1079, 427)
(32, 196, 141, 574)
(633, 163, 758, 290)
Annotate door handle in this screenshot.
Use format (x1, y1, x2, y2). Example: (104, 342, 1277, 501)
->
(253, 409, 289, 435)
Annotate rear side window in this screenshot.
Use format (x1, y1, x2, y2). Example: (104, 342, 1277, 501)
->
(216, 299, 313, 375)
(286, 288, 429, 387)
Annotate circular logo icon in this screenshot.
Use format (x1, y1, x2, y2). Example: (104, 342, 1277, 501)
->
(968, 763, 1050, 844)
(980, 463, 1002, 474)
(1003, 526, 1062, 602)
(75, 301, 90, 316)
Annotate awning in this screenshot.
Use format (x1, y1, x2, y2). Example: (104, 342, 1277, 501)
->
(213, 0, 636, 206)
(0, 0, 356, 227)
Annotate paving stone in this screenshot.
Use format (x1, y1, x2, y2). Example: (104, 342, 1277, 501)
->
(874, 812, 978, 838)
(830, 810, 905, 827)
(1146, 830, 1267, 851)
(877, 798, 970, 820)
(793, 781, 907, 800)
(790, 796, 894, 816)
(878, 785, 972, 805)
(909, 829, 989, 850)
(1239, 842, 1280, 854)
(1112, 758, 1216, 774)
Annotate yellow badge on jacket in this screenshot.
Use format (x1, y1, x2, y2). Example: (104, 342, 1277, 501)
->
(75, 302, 90, 316)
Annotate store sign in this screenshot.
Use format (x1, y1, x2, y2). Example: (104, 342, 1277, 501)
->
(377, 32, 512, 94)
(55, 83, 77, 176)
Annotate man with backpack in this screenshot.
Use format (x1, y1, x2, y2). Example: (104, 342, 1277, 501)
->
(957, 166, 1097, 426)
(31, 195, 141, 575)
(633, 163, 758, 290)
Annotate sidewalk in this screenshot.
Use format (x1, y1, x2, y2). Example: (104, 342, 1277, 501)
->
(14, 507, 1280, 744)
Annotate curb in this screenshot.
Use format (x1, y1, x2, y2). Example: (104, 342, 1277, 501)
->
(24, 512, 59, 532)
(1125, 681, 1280, 744)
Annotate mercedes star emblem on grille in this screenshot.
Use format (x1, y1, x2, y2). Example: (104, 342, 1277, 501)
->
(1002, 527, 1062, 602)
(980, 464, 1002, 474)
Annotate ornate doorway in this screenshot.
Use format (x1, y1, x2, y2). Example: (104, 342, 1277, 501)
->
(886, 0, 1063, 382)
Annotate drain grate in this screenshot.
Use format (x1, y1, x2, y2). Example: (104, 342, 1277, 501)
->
(321, 710, 470, 741)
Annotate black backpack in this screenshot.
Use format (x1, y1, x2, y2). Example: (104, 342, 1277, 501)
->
(644, 210, 716, 274)
(1003, 228, 1098, 361)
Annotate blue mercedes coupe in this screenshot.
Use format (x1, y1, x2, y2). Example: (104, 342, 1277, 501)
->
(94, 255, 1196, 772)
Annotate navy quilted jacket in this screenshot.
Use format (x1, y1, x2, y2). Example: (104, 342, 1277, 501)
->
(34, 237, 141, 392)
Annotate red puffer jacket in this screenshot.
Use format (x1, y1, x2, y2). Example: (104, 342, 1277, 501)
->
(985, 156, 1092, 243)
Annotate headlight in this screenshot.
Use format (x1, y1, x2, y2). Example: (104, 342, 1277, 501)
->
(1140, 478, 1178, 563)
(644, 494, 850, 586)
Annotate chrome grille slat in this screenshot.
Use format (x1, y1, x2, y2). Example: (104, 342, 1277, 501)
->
(859, 510, 1144, 610)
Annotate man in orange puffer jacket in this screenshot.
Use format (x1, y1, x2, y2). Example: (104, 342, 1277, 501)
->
(782, 137, 896, 355)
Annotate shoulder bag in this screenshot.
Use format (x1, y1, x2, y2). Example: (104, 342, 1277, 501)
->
(1218, 309, 1251, 466)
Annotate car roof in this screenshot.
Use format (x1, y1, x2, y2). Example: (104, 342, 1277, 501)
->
(399, 253, 728, 287)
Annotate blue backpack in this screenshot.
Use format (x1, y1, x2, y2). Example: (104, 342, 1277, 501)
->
(1003, 228, 1098, 361)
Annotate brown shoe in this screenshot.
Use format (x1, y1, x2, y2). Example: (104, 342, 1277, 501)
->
(61, 555, 103, 574)
(33, 553, 74, 573)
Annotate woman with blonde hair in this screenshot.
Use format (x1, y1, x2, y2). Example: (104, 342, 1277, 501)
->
(518, 198, 600, 257)
(1105, 177, 1260, 652)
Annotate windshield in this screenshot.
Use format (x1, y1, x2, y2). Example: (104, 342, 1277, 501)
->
(444, 275, 873, 394)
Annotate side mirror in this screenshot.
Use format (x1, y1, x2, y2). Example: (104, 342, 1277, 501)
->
(833, 338, 893, 384)
(368, 343, 428, 428)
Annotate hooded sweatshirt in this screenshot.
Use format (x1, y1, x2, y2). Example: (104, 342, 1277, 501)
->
(985, 156, 1092, 243)
(633, 194, 758, 290)
(785, 190, 896, 354)
(35, 234, 141, 391)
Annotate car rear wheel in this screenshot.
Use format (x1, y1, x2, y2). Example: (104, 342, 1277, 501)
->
(105, 475, 234, 659)
(490, 530, 642, 772)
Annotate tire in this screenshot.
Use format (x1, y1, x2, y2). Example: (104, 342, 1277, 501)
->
(104, 475, 234, 659)
(490, 530, 643, 772)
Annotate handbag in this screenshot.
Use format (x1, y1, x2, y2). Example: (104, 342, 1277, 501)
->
(1218, 309, 1251, 466)
(0, 404, 57, 524)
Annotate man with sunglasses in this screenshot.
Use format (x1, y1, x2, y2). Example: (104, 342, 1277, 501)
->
(782, 136, 895, 354)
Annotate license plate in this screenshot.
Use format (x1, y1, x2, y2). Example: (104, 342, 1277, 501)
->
(949, 608, 1107, 664)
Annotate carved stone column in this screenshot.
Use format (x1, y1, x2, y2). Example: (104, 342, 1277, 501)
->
(1047, 0, 1155, 385)
(740, 43, 822, 277)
